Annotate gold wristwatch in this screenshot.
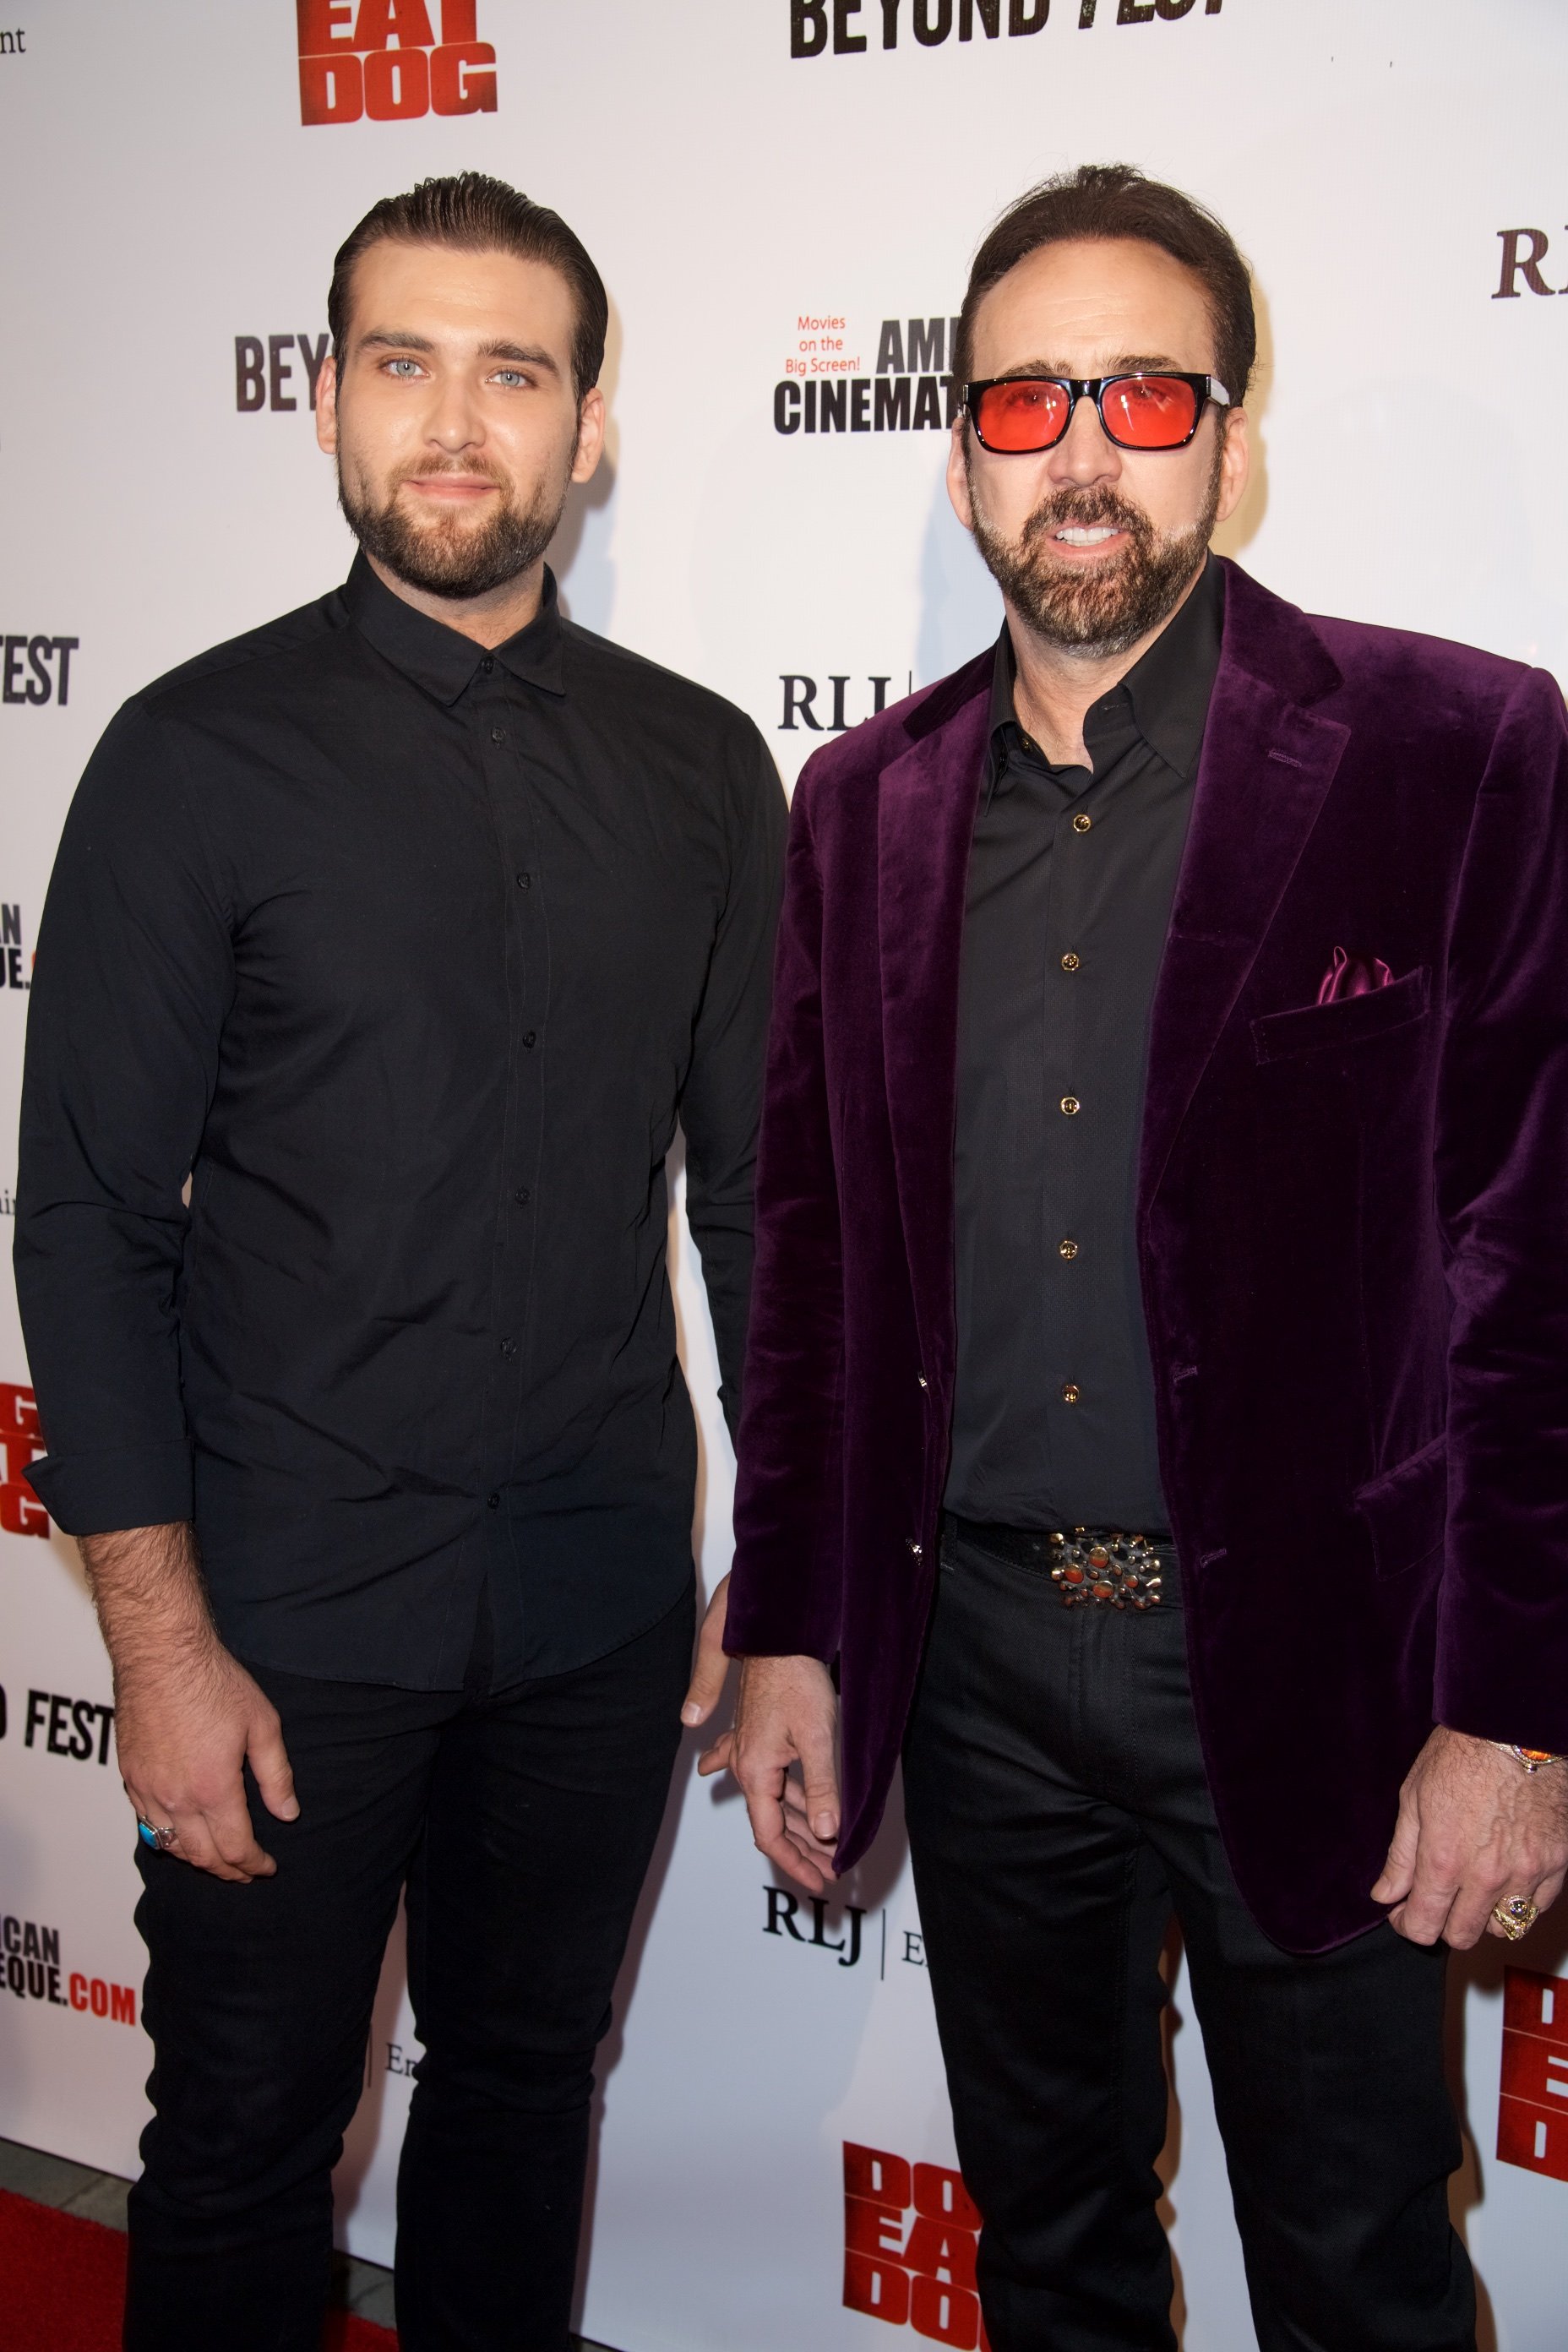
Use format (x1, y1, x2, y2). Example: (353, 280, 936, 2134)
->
(1492, 1744, 1567, 1775)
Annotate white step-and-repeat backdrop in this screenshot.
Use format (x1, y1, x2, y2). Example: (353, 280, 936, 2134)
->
(3, 3, 1567, 2347)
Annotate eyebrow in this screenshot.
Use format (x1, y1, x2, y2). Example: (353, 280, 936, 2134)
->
(477, 339, 562, 373)
(357, 330, 562, 376)
(992, 354, 1191, 378)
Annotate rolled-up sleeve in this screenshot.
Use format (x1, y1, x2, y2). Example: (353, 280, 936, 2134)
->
(14, 702, 234, 1534)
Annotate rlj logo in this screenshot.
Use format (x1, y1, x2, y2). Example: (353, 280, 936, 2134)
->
(297, 0, 497, 127)
(1494, 229, 1568, 298)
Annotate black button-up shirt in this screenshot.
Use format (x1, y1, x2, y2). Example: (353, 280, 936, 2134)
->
(16, 557, 786, 1689)
(945, 558, 1224, 1533)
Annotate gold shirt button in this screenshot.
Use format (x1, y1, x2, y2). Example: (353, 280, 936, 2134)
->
(1059, 1238, 1079, 1260)
(1060, 951, 1081, 972)
(1071, 812, 1092, 835)
(1061, 1382, 1081, 1405)
(1060, 1095, 1081, 1117)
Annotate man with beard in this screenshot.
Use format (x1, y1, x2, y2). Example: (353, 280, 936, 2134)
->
(17, 173, 785, 2350)
(684, 165, 1568, 2349)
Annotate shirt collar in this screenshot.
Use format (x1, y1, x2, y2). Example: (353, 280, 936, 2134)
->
(343, 549, 567, 707)
(988, 552, 1225, 790)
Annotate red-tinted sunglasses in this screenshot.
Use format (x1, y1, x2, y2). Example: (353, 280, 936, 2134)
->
(966, 373, 1232, 454)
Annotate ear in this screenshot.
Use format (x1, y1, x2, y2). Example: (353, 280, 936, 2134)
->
(571, 386, 607, 486)
(1213, 402, 1250, 529)
(315, 355, 340, 458)
(946, 416, 975, 534)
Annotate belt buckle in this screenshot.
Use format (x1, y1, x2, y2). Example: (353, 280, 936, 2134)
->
(1049, 1528, 1163, 1610)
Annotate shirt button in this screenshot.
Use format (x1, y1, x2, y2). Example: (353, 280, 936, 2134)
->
(1060, 1094, 1081, 1117)
(491, 727, 506, 744)
(514, 1186, 531, 1205)
(1071, 811, 1092, 835)
(516, 871, 532, 890)
(906, 1538, 923, 1557)
(499, 1338, 517, 1358)
(1060, 1382, 1081, 1405)
(481, 656, 495, 673)
(1060, 951, 1081, 973)
(1059, 1238, 1080, 1260)
(522, 1031, 536, 1048)
(487, 1492, 500, 1511)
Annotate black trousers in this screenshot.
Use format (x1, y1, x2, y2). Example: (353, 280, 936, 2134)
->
(902, 1526, 1476, 2352)
(124, 1583, 694, 2352)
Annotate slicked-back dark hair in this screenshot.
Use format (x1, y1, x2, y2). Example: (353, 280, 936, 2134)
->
(954, 163, 1256, 405)
(328, 172, 607, 400)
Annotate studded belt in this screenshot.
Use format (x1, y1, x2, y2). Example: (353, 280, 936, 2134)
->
(946, 1516, 1180, 1609)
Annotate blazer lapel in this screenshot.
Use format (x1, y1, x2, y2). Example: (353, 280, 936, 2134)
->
(877, 662, 992, 1389)
(1140, 564, 1351, 1206)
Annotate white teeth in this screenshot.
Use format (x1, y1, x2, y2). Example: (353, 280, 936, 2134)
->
(1056, 526, 1118, 547)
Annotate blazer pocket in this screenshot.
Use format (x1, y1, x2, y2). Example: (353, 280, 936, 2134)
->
(1353, 1434, 1446, 1581)
(1251, 966, 1429, 1064)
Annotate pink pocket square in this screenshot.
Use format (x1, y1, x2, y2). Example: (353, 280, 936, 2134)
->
(1317, 945, 1394, 1005)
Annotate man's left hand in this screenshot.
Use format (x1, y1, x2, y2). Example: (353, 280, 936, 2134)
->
(1372, 1726, 1568, 1948)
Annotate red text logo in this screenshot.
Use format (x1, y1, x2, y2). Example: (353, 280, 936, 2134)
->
(0, 1383, 47, 1538)
(843, 2142, 991, 2348)
(297, 0, 498, 127)
(1499, 1968, 1568, 2182)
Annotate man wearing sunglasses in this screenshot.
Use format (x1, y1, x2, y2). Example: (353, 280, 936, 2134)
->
(689, 163, 1568, 2349)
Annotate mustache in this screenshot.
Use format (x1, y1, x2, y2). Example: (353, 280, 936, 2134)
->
(389, 457, 508, 489)
(1018, 485, 1154, 553)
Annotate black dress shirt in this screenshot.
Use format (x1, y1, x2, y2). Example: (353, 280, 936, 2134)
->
(945, 558, 1224, 1533)
(16, 556, 786, 1689)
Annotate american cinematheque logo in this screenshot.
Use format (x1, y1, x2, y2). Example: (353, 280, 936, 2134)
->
(0, 1908, 137, 2028)
(774, 311, 961, 438)
(789, 0, 1223, 61)
(297, 0, 497, 126)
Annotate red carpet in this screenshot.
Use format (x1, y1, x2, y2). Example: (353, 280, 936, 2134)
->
(0, 2187, 397, 2349)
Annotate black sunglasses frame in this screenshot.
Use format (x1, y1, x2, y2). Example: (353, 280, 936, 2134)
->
(964, 373, 1233, 454)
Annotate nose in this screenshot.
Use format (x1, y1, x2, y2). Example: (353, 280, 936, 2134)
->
(425, 374, 485, 455)
(1046, 388, 1122, 491)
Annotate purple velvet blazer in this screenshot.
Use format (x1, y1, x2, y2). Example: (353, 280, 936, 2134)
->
(724, 558, 1568, 1954)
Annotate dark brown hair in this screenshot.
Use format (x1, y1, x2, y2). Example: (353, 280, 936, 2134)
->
(328, 172, 607, 400)
(954, 163, 1256, 402)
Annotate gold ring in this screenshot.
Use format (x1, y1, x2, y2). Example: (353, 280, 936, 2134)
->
(1491, 1895, 1538, 1941)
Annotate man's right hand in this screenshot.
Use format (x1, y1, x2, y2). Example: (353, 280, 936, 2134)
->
(79, 1522, 299, 1883)
(114, 1636, 298, 1882)
(699, 1652, 841, 1896)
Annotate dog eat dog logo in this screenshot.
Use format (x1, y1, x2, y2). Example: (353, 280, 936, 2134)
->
(844, 2143, 992, 2347)
(1498, 1968, 1568, 2183)
(0, 1384, 46, 1539)
(297, 1, 497, 127)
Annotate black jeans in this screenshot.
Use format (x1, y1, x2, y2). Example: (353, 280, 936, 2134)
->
(123, 1583, 694, 2352)
(902, 1527, 1476, 2352)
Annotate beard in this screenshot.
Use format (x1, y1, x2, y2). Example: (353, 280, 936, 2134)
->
(967, 438, 1224, 658)
(338, 454, 569, 602)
